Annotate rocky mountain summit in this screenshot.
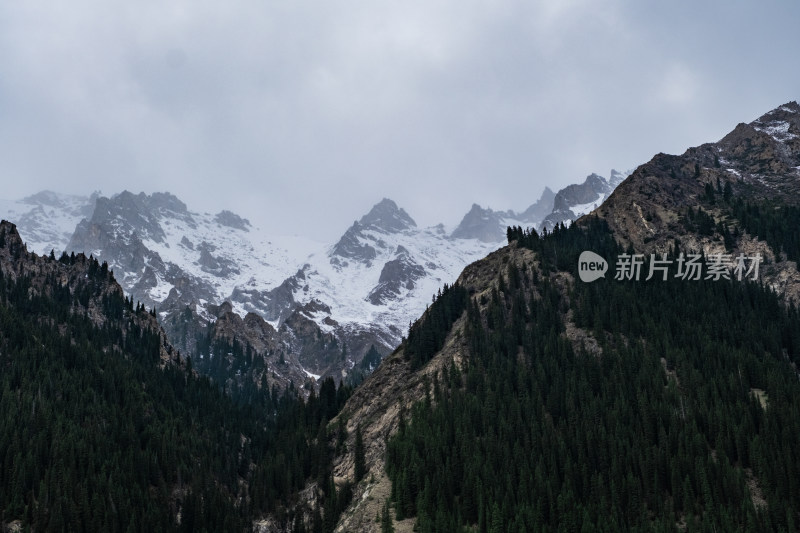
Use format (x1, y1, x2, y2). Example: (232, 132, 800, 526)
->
(594, 101, 800, 302)
(540, 170, 630, 231)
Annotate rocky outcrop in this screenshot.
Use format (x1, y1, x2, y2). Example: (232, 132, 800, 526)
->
(330, 222, 379, 265)
(367, 246, 426, 305)
(214, 209, 251, 231)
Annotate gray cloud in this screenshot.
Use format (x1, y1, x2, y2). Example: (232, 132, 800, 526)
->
(1, 0, 798, 239)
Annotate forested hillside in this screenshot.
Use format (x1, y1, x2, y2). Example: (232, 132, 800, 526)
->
(0, 221, 353, 532)
(383, 218, 800, 532)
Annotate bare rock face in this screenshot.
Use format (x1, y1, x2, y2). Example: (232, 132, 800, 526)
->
(197, 241, 240, 277)
(214, 209, 251, 231)
(330, 222, 379, 265)
(367, 247, 426, 305)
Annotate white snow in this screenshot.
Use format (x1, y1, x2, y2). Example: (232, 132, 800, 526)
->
(570, 193, 607, 219)
(287, 225, 498, 345)
(302, 367, 321, 380)
(141, 209, 325, 314)
(753, 120, 798, 143)
(149, 273, 174, 301)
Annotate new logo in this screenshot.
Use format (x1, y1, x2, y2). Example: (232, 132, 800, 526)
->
(578, 251, 608, 282)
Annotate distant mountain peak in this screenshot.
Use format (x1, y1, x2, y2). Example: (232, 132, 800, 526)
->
(358, 198, 416, 233)
(609, 169, 630, 188)
(450, 204, 509, 243)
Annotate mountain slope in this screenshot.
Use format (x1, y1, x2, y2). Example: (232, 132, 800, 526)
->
(316, 102, 800, 532)
(0, 219, 352, 532)
(325, 220, 800, 532)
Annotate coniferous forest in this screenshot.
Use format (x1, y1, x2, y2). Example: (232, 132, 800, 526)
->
(0, 229, 352, 532)
(386, 218, 800, 532)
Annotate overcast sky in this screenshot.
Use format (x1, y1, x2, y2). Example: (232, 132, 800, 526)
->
(1, 1, 798, 240)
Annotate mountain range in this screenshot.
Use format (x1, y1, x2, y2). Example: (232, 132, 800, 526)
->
(2, 101, 800, 531)
(0, 168, 629, 390)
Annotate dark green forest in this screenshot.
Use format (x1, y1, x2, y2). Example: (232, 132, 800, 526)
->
(0, 240, 352, 532)
(386, 218, 800, 532)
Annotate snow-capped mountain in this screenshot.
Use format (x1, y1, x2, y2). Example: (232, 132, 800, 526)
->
(287, 199, 501, 346)
(67, 190, 320, 318)
(0, 166, 632, 386)
(54, 192, 501, 381)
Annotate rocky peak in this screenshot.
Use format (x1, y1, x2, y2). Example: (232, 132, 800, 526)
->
(609, 169, 630, 188)
(367, 247, 426, 305)
(89, 191, 167, 243)
(551, 173, 610, 212)
(0, 220, 26, 256)
(357, 198, 416, 233)
(518, 186, 556, 223)
(450, 204, 509, 243)
(329, 199, 414, 264)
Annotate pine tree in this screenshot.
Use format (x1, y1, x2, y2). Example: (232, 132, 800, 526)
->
(381, 499, 395, 533)
(354, 424, 366, 483)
